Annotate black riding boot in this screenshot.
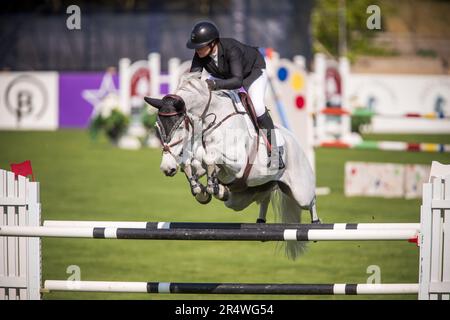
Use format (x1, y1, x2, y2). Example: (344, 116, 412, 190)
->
(257, 111, 285, 170)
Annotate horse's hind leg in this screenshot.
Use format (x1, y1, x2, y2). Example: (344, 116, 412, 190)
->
(256, 195, 270, 223)
(277, 181, 320, 224)
(309, 196, 321, 224)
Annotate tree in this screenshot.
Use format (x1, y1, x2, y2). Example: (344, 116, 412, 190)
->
(312, 0, 392, 59)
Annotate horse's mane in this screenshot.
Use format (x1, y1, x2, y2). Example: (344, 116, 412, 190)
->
(174, 72, 239, 118)
(175, 72, 205, 95)
(177, 71, 237, 98)
(173, 72, 209, 111)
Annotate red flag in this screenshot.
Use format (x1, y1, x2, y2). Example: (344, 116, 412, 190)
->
(10, 160, 35, 181)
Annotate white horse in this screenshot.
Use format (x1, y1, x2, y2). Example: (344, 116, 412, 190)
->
(145, 73, 319, 259)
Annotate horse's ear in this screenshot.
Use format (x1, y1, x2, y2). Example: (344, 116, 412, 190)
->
(173, 97, 186, 112)
(144, 96, 163, 109)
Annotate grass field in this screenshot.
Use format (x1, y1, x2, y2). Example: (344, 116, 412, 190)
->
(1, 130, 449, 300)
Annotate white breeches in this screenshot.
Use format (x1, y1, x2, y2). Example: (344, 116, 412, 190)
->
(208, 69, 268, 117)
(247, 69, 268, 117)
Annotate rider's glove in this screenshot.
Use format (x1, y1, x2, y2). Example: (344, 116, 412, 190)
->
(205, 79, 217, 91)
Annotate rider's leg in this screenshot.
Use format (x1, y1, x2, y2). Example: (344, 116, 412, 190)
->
(247, 70, 285, 170)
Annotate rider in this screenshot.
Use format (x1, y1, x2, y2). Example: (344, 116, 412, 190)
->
(186, 21, 285, 170)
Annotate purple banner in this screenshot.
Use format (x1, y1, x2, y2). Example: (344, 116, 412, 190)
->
(58, 71, 171, 128)
(59, 72, 120, 128)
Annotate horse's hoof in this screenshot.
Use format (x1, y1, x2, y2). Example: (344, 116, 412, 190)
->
(311, 219, 322, 224)
(195, 192, 212, 205)
(212, 185, 229, 202)
(256, 218, 266, 224)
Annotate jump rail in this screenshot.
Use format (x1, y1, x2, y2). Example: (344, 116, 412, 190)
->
(318, 140, 450, 153)
(0, 226, 419, 241)
(43, 220, 421, 231)
(1, 167, 449, 300)
(43, 280, 419, 295)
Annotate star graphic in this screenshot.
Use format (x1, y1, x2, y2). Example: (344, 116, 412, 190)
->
(82, 72, 119, 117)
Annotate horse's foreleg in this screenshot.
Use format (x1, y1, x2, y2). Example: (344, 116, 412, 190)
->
(184, 163, 211, 204)
(206, 163, 218, 195)
(205, 163, 230, 201)
(184, 163, 202, 195)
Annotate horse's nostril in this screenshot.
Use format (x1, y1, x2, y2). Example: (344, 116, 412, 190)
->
(164, 168, 176, 176)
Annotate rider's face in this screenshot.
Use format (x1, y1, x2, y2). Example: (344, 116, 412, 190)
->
(196, 43, 214, 58)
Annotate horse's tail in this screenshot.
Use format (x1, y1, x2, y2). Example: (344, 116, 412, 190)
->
(271, 188, 308, 260)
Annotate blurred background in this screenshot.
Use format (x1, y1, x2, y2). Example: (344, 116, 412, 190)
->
(1, 0, 449, 72)
(1, 0, 449, 300)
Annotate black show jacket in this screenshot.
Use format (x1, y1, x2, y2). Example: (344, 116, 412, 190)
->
(189, 38, 266, 90)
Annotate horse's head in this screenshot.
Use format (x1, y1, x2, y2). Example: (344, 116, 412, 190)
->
(144, 94, 190, 177)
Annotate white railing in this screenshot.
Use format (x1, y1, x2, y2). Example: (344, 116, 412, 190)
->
(0, 163, 449, 300)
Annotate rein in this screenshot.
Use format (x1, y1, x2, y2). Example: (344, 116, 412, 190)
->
(198, 90, 257, 191)
(200, 90, 247, 149)
(156, 87, 258, 191)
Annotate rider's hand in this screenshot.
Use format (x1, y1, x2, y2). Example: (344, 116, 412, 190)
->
(205, 79, 216, 91)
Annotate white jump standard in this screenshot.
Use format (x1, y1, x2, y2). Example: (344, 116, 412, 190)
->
(1, 167, 449, 300)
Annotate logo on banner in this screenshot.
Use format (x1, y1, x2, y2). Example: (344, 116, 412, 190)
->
(4, 75, 48, 125)
(130, 67, 150, 110)
(82, 72, 120, 118)
(325, 67, 342, 108)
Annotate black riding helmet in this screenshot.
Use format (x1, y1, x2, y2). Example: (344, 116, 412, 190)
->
(186, 21, 219, 49)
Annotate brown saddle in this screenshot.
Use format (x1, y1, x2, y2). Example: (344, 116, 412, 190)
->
(238, 92, 272, 152)
(238, 92, 260, 132)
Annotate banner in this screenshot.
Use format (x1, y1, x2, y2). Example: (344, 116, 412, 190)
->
(59, 72, 120, 128)
(345, 161, 430, 199)
(0, 72, 58, 130)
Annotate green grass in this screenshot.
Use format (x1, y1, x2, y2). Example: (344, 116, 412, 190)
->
(1, 130, 449, 300)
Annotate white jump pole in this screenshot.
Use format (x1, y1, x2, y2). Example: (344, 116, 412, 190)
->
(44, 220, 150, 228)
(45, 280, 149, 293)
(42, 220, 421, 231)
(43, 280, 419, 295)
(0, 226, 419, 241)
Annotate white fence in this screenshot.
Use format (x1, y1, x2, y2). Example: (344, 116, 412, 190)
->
(0, 165, 449, 299)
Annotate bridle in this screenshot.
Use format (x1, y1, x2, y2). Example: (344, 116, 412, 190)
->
(155, 109, 193, 159)
(155, 87, 247, 162)
(155, 88, 214, 159)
